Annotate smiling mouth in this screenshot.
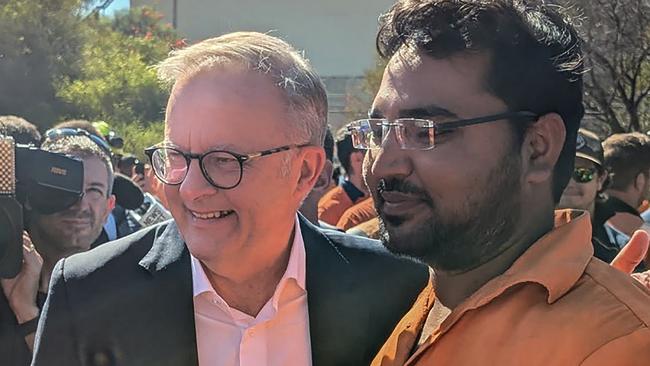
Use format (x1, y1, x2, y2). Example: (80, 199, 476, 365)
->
(189, 210, 234, 220)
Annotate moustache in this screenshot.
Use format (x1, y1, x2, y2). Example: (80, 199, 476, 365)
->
(56, 209, 92, 221)
(377, 178, 432, 203)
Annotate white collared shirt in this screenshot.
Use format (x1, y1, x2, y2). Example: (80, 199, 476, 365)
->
(191, 216, 312, 366)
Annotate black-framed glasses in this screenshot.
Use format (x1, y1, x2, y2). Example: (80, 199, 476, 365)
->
(346, 111, 538, 150)
(45, 128, 113, 157)
(145, 143, 310, 189)
(573, 167, 597, 183)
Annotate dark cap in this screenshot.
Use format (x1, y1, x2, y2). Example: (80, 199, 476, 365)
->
(576, 128, 604, 167)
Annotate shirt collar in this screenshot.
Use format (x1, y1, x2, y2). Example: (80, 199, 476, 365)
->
(341, 180, 365, 202)
(456, 209, 594, 315)
(191, 215, 307, 309)
(373, 210, 596, 365)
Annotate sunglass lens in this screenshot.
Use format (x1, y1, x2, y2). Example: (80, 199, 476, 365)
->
(573, 168, 594, 183)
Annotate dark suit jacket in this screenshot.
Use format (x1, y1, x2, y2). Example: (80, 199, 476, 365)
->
(32, 216, 428, 366)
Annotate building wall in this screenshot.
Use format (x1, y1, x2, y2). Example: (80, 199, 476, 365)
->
(131, 0, 392, 127)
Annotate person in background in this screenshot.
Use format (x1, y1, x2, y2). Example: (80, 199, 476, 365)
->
(337, 196, 376, 231)
(318, 129, 369, 225)
(0, 115, 42, 366)
(0, 115, 41, 145)
(558, 128, 619, 262)
(600, 133, 650, 244)
(51, 120, 143, 244)
(299, 127, 339, 229)
(1, 131, 114, 362)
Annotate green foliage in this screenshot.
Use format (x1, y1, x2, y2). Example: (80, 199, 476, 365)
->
(55, 24, 169, 125)
(112, 120, 164, 160)
(0, 0, 86, 129)
(345, 57, 387, 120)
(111, 6, 179, 45)
(55, 6, 181, 128)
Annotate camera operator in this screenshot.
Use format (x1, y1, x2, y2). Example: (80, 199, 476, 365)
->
(0, 115, 43, 365)
(50, 120, 143, 245)
(1, 130, 115, 360)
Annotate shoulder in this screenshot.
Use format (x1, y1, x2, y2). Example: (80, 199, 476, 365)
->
(318, 186, 349, 208)
(559, 258, 650, 361)
(580, 328, 650, 365)
(58, 221, 170, 281)
(337, 198, 377, 228)
(583, 258, 650, 327)
(321, 228, 428, 281)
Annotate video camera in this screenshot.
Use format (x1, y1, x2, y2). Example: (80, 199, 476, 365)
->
(0, 135, 84, 278)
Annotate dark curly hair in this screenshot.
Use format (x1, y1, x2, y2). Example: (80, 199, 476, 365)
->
(376, 0, 585, 202)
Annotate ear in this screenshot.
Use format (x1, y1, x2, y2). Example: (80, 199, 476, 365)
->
(350, 151, 365, 173)
(522, 112, 566, 185)
(312, 160, 333, 193)
(634, 171, 647, 193)
(295, 146, 326, 200)
(104, 194, 116, 222)
(597, 170, 609, 191)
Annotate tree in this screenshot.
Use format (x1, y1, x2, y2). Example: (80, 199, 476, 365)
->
(571, 0, 650, 133)
(55, 6, 182, 126)
(0, 0, 86, 129)
(55, 25, 169, 125)
(344, 57, 387, 121)
(53, 6, 181, 157)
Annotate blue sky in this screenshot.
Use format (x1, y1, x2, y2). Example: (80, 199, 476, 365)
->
(105, 0, 130, 15)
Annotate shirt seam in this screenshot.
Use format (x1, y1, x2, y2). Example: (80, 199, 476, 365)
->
(579, 327, 649, 364)
(583, 270, 650, 327)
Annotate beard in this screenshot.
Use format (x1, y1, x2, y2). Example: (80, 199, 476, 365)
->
(376, 154, 523, 273)
(29, 207, 102, 256)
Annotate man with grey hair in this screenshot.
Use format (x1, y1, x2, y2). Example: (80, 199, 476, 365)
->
(32, 32, 427, 366)
(2, 131, 115, 360)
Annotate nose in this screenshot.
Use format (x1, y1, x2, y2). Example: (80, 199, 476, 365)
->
(367, 128, 413, 183)
(178, 159, 217, 202)
(68, 191, 91, 212)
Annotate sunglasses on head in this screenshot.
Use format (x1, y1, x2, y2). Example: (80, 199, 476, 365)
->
(44, 128, 113, 157)
(573, 167, 597, 183)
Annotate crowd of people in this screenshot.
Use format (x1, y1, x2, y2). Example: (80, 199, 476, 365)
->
(2, 0, 650, 365)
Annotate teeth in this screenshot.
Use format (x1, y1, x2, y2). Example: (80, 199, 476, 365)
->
(191, 210, 232, 219)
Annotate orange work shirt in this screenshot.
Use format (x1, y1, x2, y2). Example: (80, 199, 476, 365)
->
(372, 210, 650, 366)
(336, 197, 377, 231)
(318, 185, 365, 226)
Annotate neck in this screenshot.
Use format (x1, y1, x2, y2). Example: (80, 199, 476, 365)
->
(433, 211, 554, 310)
(586, 199, 596, 218)
(348, 173, 367, 196)
(607, 189, 640, 209)
(201, 218, 296, 317)
(299, 203, 319, 226)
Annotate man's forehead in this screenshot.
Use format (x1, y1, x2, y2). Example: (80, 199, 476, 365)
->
(372, 49, 497, 118)
(81, 156, 109, 182)
(163, 68, 293, 152)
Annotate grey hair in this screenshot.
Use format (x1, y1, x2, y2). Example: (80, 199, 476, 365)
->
(41, 135, 114, 195)
(157, 31, 328, 146)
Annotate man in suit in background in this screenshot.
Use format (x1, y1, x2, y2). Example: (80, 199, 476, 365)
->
(32, 32, 427, 366)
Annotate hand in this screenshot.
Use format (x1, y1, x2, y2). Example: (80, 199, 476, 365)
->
(610, 230, 649, 273)
(610, 230, 650, 290)
(0, 232, 43, 323)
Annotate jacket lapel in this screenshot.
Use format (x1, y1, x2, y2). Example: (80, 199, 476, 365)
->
(302, 217, 372, 366)
(138, 222, 199, 365)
